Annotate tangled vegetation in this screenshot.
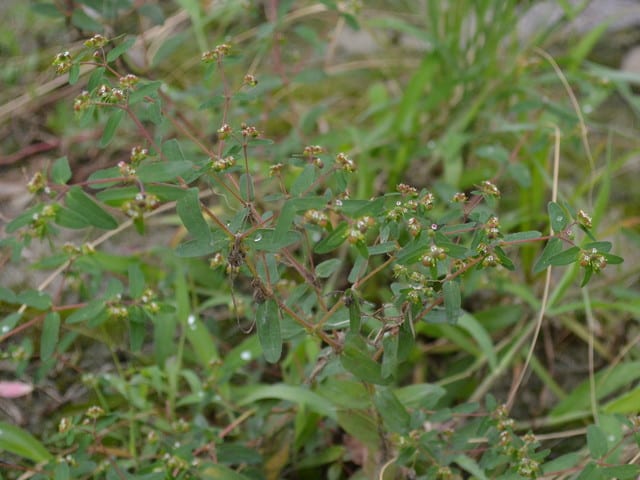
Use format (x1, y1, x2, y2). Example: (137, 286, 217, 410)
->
(0, 1, 638, 479)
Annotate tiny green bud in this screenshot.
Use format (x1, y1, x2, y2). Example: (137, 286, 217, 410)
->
(85, 405, 105, 419)
(479, 180, 500, 197)
(243, 74, 258, 86)
(52, 51, 72, 74)
(577, 209, 592, 229)
(84, 34, 108, 49)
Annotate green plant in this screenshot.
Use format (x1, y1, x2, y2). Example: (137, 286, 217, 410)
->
(1, 2, 639, 480)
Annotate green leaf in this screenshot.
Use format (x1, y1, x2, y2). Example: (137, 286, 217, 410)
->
(68, 63, 80, 85)
(175, 239, 217, 257)
(434, 236, 468, 259)
(336, 409, 379, 451)
(54, 461, 69, 480)
(548, 201, 569, 232)
(0, 287, 17, 304)
(128, 263, 145, 298)
(340, 333, 391, 385)
(16, 290, 51, 310)
(31, 2, 64, 18)
(5, 204, 44, 233)
(394, 383, 446, 409)
(395, 56, 438, 134)
(315, 259, 341, 278)
(584, 241, 612, 253)
(586, 424, 608, 459)
(40, 312, 60, 361)
(100, 109, 125, 148)
(295, 445, 345, 470)
(1, 313, 22, 333)
(290, 164, 317, 196)
(176, 188, 212, 243)
(314, 222, 348, 254)
(381, 332, 398, 379)
(551, 361, 640, 417)
(548, 246, 580, 266)
(502, 231, 541, 242)
(237, 384, 336, 420)
(368, 242, 397, 255)
(128, 306, 146, 352)
(256, 299, 282, 363)
(185, 315, 220, 367)
(373, 387, 410, 433)
(65, 186, 118, 230)
(443, 281, 461, 323)
(0, 421, 53, 463)
(602, 252, 623, 265)
(55, 206, 90, 229)
(129, 80, 162, 104)
(458, 313, 497, 371)
(454, 454, 489, 480)
(598, 465, 640, 479)
(345, 289, 361, 332)
(568, 20, 609, 69)
(542, 453, 580, 475)
(274, 200, 296, 240)
(87, 66, 105, 91)
(51, 156, 71, 185)
(107, 37, 136, 62)
(492, 246, 515, 270)
(66, 300, 105, 324)
(161, 138, 186, 162)
(533, 237, 563, 274)
(575, 462, 600, 480)
(71, 8, 103, 32)
(137, 161, 193, 182)
(604, 386, 640, 414)
(252, 229, 301, 252)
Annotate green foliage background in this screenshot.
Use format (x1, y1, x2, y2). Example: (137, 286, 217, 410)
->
(0, 1, 639, 479)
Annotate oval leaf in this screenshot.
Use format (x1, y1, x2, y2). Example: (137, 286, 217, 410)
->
(65, 186, 118, 230)
(586, 424, 608, 459)
(51, 156, 71, 185)
(443, 281, 461, 323)
(373, 387, 410, 434)
(176, 188, 212, 243)
(549, 246, 580, 266)
(548, 201, 569, 232)
(533, 237, 563, 274)
(340, 333, 391, 385)
(256, 299, 282, 363)
(40, 312, 60, 361)
(0, 421, 53, 463)
(314, 222, 348, 254)
(100, 109, 125, 148)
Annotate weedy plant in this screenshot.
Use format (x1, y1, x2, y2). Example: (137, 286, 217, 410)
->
(0, 1, 638, 480)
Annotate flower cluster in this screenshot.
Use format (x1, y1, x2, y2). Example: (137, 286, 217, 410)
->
(52, 51, 72, 74)
(73, 91, 91, 112)
(97, 84, 125, 104)
(336, 152, 356, 172)
(241, 123, 259, 138)
(210, 155, 236, 172)
(201, 43, 231, 63)
(579, 248, 607, 272)
(420, 244, 446, 267)
(121, 193, 160, 219)
(304, 209, 329, 227)
(84, 34, 108, 49)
